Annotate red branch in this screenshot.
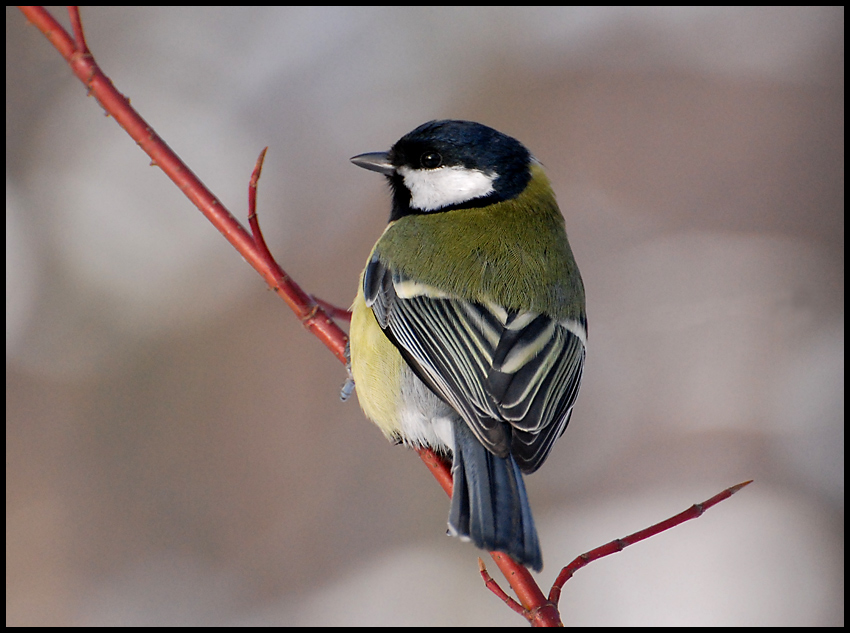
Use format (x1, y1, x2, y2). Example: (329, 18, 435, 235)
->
(418, 447, 560, 625)
(471, 480, 753, 625)
(18, 6, 349, 364)
(548, 480, 754, 607)
(17, 7, 755, 626)
(478, 558, 527, 618)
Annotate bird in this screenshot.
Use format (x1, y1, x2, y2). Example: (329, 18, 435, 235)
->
(344, 120, 586, 572)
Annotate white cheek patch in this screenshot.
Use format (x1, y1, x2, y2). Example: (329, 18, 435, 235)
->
(398, 165, 496, 211)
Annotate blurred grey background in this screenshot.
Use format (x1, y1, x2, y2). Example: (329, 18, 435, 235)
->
(6, 6, 843, 626)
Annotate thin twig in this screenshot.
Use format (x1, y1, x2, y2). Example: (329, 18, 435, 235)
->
(419, 448, 561, 625)
(246, 147, 352, 323)
(548, 480, 754, 606)
(67, 6, 89, 54)
(247, 147, 276, 269)
(478, 558, 528, 619)
(18, 6, 349, 363)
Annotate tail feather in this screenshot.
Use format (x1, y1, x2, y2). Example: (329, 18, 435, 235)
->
(448, 422, 542, 571)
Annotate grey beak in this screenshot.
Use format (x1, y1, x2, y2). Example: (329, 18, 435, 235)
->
(350, 151, 395, 176)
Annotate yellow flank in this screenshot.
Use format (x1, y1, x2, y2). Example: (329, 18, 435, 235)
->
(349, 280, 405, 439)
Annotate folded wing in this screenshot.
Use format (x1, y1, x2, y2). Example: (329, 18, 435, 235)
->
(364, 255, 586, 473)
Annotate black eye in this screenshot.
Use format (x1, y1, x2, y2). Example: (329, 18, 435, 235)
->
(420, 152, 442, 169)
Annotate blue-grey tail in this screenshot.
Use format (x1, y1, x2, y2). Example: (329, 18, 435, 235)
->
(448, 422, 542, 572)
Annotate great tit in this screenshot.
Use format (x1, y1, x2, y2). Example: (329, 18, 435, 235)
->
(346, 120, 586, 572)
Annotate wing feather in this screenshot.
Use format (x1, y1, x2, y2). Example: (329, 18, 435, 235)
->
(364, 255, 585, 473)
